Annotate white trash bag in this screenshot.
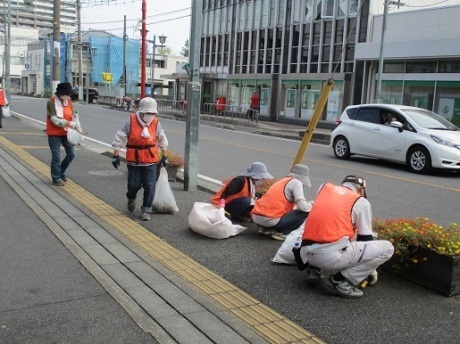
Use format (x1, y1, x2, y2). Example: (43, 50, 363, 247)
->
(2, 105, 11, 118)
(188, 202, 246, 239)
(152, 167, 179, 214)
(271, 227, 304, 264)
(67, 128, 84, 146)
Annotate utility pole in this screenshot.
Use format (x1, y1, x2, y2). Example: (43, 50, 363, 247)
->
(123, 15, 127, 96)
(375, 0, 389, 103)
(140, 0, 146, 98)
(5, 0, 11, 99)
(77, 0, 83, 101)
(184, 0, 203, 191)
(52, 0, 61, 93)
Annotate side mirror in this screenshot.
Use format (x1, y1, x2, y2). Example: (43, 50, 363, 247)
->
(390, 121, 403, 132)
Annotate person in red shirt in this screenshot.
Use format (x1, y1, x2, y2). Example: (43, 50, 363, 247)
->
(247, 91, 259, 121)
(0, 83, 9, 128)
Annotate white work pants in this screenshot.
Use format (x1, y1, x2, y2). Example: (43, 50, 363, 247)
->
(304, 240, 394, 285)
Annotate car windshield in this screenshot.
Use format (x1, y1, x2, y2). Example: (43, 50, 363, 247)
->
(402, 108, 459, 131)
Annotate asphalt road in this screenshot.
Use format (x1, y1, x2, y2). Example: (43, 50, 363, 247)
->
(4, 97, 460, 344)
(11, 96, 460, 226)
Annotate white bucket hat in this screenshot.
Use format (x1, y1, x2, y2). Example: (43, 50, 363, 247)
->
(288, 164, 312, 187)
(241, 162, 273, 180)
(138, 97, 158, 114)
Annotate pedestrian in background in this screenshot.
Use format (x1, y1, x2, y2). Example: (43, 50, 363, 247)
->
(46, 82, 79, 186)
(111, 97, 168, 221)
(211, 162, 273, 223)
(0, 83, 9, 128)
(252, 164, 314, 241)
(247, 91, 259, 121)
(300, 175, 394, 299)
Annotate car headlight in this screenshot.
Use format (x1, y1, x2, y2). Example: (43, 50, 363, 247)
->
(430, 134, 459, 149)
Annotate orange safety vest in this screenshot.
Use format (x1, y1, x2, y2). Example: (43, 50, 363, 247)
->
(0, 89, 6, 106)
(211, 177, 251, 206)
(125, 114, 159, 164)
(302, 183, 361, 243)
(252, 177, 294, 218)
(46, 97, 73, 136)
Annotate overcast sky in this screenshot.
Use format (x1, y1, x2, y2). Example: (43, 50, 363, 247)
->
(81, 0, 192, 56)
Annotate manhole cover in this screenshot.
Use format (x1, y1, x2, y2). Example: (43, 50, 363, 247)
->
(88, 170, 125, 176)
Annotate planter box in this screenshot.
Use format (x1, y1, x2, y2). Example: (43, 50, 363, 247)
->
(166, 165, 179, 182)
(384, 247, 460, 296)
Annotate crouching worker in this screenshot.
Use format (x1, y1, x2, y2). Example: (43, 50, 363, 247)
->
(252, 164, 314, 241)
(211, 162, 273, 223)
(299, 175, 394, 299)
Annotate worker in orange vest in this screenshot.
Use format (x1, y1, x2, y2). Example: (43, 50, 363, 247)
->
(298, 175, 394, 299)
(0, 83, 9, 128)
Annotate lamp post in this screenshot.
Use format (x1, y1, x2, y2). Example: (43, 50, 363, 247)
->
(148, 34, 166, 98)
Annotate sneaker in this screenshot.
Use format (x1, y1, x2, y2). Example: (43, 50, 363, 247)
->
(258, 228, 274, 235)
(61, 175, 68, 182)
(306, 267, 323, 285)
(271, 232, 287, 241)
(367, 270, 378, 286)
(140, 212, 151, 221)
(323, 276, 364, 299)
(127, 199, 136, 212)
(53, 180, 65, 186)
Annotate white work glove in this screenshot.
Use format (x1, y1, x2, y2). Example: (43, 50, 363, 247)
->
(68, 121, 77, 129)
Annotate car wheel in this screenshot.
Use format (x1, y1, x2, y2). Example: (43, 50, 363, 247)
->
(333, 136, 351, 159)
(407, 146, 431, 173)
(91, 98, 97, 104)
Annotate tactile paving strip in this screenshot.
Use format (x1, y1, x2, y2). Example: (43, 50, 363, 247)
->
(0, 134, 324, 344)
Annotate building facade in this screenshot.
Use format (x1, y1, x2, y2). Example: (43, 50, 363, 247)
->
(199, 0, 460, 123)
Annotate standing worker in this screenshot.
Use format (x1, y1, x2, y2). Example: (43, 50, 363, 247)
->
(299, 175, 394, 299)
(252, 164, 314, 241)
(211, 162, 273, 223)
(0, 83, 9, 128)
(45, 82, 80, 186)
(111, 97, 169, 221)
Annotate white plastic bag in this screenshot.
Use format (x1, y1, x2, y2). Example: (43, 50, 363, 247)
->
(188, 202, 246, 239)
(2, 106, 11, 118)
(152, 167, 179, 214)
(67, 128, 84, 146)
(271, 227, 304, 264)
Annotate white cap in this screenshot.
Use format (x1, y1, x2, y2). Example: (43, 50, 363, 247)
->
(138, 97, 158, 114)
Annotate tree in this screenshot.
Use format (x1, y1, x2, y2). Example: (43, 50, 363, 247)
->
(158, 46, 172, 55)
(181, 39, 189, 57)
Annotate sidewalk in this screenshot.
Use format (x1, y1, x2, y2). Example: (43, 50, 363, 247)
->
(0, 116, 323, 343)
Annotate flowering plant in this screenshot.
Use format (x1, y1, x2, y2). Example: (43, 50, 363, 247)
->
(162, 150, 184, 168)
(373, 217, 460, 264)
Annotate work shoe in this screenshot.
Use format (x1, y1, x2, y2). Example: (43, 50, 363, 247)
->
(258, 228, 274, 235)
(324, 276, 364, 299)
(367, 270, 378, 286)
(271, 231, 287, 241)
(306, 267, 323, 285)
(140, 212, 151, 221)
(61, 174, 68, 182)
(127, 199, 136, 212)
(53, 179, 65, 186)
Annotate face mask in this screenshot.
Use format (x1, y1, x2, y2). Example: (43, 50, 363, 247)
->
(142, 114, 154, 122)
(61, 95, 71, 100)
(254, 179, 265, 186)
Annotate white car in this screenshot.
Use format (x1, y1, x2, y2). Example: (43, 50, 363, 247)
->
(331, 104, 460, 173)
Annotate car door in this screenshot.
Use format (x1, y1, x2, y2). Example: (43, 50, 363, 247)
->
(348, 107, 381, 155)
(368, 109, 408, 161)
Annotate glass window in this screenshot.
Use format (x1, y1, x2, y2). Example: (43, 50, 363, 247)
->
(305, 0, 314, 22)
(356, 108, 380, 124)
(293, 0, 301, 23)
(439, 60, 460, 73)
(278, 0, 286, 26)
(350, 0, 359, 14)
(384, 62, 405, 73)
(254, 0, 261, 29)
(269, 0, 276, 27)
(261, 0, 269, 28)
(322, 0, 334, 18)
(406, 61, 437, 73)
(338, 0, 347, 17)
